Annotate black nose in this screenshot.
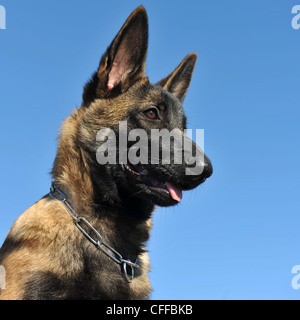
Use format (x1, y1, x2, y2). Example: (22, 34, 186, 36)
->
(185, 155, 213, 179)
(203, 157, 213, 179)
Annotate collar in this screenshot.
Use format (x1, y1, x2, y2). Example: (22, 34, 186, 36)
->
(49, 182, 140, 283)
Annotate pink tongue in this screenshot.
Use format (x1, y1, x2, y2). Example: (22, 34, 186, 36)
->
(165, 182, 183, 202)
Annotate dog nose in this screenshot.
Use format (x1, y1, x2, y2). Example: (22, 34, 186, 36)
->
(185, 155, 213, 179)
(203, 157, 213, 179)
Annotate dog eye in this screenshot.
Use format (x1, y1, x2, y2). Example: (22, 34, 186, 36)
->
(144, 108, 159, 120)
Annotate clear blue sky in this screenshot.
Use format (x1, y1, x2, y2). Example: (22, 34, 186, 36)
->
(1, 0, 300, 300)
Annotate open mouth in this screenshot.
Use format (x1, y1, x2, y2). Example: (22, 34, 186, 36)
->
(121, 164, 183, 203)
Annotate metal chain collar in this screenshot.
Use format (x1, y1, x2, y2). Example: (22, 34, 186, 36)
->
(49, 183, 139, 283)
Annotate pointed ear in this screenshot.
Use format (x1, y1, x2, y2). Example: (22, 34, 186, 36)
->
(83, 6, 148, 104)
(157, 53, 197, 103)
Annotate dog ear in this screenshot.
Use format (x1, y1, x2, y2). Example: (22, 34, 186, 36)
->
(157, 53, 197, 103)
(82, 6, 148, 105)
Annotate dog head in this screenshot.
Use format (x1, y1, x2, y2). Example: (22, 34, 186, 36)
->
(78, 6, 212, 208)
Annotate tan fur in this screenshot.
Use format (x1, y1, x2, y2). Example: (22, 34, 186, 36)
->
(0, 198, 82, 299)
(0, 194, 152, 299)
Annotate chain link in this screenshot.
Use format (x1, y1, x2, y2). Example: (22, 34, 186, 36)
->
(49, 183, 139, 283)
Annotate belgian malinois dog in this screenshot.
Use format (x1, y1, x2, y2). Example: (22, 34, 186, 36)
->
(0, 6, 212, 300)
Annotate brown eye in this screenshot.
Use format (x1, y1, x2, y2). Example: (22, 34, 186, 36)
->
(144, 108, 159, 120)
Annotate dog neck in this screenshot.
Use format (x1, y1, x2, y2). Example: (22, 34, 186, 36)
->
(51, 108, 154, 221)
(51, 108, 94, 213)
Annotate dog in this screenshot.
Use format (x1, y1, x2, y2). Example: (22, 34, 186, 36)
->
(0, 6, 212, 300)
